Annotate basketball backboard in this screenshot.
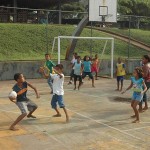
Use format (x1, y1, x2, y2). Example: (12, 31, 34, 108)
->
(89, 0, 117, 22)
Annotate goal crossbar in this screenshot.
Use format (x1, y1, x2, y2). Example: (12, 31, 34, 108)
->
(57, 36, 114, 78)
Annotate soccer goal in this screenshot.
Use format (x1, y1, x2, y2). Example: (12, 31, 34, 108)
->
(52, 36, 114, 78)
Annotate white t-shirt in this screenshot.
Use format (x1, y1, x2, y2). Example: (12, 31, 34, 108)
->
(50, 73, 64, 95)
(71, 58, 77, 70)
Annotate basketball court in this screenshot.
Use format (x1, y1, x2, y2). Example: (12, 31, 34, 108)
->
(0, 78, 150, 150)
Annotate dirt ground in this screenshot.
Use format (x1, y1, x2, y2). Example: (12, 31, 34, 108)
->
(0, 78, 150, 150)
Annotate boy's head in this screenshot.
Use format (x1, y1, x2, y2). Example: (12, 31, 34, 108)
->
(134, 67, 143, 78)
(77, 56, 81, 62)
(142, 55, 150, 64)
(55, 64, 63, 72)
(117, 57, 122, 63)
(45, 53, 51, 60)
(14, 73, 25, 83)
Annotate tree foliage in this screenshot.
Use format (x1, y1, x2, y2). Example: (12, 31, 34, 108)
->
(118, 0, 150, 16)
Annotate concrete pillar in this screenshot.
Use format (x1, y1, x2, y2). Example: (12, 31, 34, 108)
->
(65, 15, 89, 60)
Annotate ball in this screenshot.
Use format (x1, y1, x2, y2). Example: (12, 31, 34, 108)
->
(8, 91, 17, 98)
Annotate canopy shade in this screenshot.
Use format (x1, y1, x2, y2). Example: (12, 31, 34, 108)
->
(0, 0, 79, 9)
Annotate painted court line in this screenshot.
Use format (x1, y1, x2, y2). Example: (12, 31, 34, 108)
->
(66, 108, 142, 141)
(123, 125, 150, 132)
(34, 125, 70, 150)
(91, 129, 140, 149)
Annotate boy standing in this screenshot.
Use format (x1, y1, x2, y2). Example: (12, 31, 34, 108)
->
(73, 56, 83, 90)
(115, 57, 126, 91)
(44, 53, 55, 94)
(9, 73, 40, 131)
(40, 64, 69, 123)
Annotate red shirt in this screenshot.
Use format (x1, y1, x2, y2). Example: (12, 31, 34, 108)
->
(142, 63, 150, 82)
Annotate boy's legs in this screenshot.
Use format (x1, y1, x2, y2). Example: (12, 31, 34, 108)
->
(78, 76, 82, 90)
(132, 100, 140, 123)
(68, 69, 74, 84)
(62, 107, 69, 123)
(88, 72, 95, 87)
(120, 79, 123, 91)
(116, 76, 120, 91)
(74, 75, 77, 90)
(26, 99, 38, 118)
(47, 77, 53, 94)
(51, 94, 61, 117)
(142, 82, 150, 110)
(10, 102, 28, 130)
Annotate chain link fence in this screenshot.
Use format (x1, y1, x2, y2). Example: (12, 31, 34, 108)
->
(0, 6, 150, 60)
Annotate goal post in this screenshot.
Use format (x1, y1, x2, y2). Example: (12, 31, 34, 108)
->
(57, 36, 114, 78)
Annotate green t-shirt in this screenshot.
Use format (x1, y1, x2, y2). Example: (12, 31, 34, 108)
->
(44, 60, 55, 73)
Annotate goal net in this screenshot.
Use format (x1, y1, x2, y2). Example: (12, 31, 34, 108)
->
(51, 36, 114, 78)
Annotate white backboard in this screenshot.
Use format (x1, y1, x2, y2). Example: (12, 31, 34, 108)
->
(89, 0, 117, 22)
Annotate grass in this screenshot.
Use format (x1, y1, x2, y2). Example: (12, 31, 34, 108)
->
(0, 23, 149, 61)
(103, 28, 150, 46)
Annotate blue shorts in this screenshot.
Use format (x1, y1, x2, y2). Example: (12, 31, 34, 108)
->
(132, 92, 143, 102)
(117, 76, 124, 82)
(51, 94, 65, 109)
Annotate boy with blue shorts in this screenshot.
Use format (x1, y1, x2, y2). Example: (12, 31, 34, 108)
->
(122, 67, 147, 123)
(40, 64, 69, 123)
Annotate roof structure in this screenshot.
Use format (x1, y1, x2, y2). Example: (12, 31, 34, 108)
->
(0, 0, 79, 9)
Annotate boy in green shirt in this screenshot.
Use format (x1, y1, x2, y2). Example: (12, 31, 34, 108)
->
(44, 53, 55, 93)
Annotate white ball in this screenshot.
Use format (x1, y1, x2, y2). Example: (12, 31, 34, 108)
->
(8, 91, 17, 98)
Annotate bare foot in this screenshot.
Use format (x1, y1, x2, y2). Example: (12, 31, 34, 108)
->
(27, 115, 36, 118)
(138, 109, 144, 113)
(92, 85, 95, 88)
(132, 120, 140, 123)
(143, 107, 148, 110)
(78, 86, 80, 90)
(130, 115, 136, 118)
(74, 87, 76, 90)
(9, 127, 19, 131)
(115, 89, 119, 91)
(53, 114, 61, 117)
(66, 116, 69, 123)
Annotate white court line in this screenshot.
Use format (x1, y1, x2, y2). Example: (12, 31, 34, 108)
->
(91, 129, 140, 149)
(66, 108, 142, 141)
(123, 126, 150, 132)
(34, 125, 70, 150)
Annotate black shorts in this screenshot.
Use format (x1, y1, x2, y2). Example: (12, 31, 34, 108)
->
(74, 74, 82, 82)
(82, 72, 93, 79)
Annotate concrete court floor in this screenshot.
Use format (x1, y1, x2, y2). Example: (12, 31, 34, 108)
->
(0, 78, 150, 150)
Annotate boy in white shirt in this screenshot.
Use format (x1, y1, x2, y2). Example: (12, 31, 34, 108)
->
(40, 64, 69, 123)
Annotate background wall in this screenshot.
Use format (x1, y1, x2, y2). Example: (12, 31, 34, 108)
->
(0, 59, 141, 80)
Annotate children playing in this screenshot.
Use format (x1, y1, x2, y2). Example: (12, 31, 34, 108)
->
(139, 55, 150, 111)
(91, 54, 99, 80)
(73, 56, 83, 90)
(40, 64, 69, 123)
(44, 53, 55, 94)
(68, 53, 78, 85)
(9, 73, 40, 131)
(82, 55, 95, 87)
(116, 57, 126, 91)
(122, 67, 147, 123)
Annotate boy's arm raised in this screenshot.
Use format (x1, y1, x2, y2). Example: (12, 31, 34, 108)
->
(27, 82, 40, 98)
